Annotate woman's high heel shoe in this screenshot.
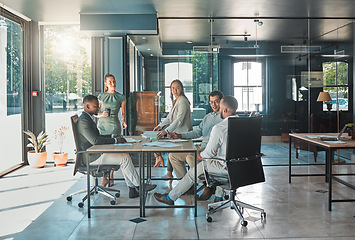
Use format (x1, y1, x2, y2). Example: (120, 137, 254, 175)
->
(154, 156, 165, 167)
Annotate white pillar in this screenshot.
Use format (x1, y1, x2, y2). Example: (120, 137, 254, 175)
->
(0, 20, 7, 116)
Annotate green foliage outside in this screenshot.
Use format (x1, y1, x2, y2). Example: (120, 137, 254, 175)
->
(4, 18, 22, 95)
(182, 51, 218, 106)
(44, 25, 91, 110)
(323, 62, 348, 98)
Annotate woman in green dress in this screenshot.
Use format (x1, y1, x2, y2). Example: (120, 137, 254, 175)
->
(97, 73, 127, 186)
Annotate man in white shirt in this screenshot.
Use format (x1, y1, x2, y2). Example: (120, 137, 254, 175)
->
(153, 95, 238, 205)
(168, 91, 224, 180)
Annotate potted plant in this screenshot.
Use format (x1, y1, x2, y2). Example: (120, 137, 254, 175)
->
(52, 126, 69, 166)
(24, 130, 50, 168)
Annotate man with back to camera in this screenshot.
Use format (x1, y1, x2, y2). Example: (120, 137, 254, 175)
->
(77, 95, 156, 198)
(153, 96, 238, 205)
(168, 90, 224, 199)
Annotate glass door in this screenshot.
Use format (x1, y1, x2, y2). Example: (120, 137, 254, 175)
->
(0, 16, 23, 173)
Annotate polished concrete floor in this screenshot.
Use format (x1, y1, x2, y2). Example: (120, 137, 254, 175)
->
(1, 143, 355, 240)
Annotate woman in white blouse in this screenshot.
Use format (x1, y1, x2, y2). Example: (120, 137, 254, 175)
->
(153, 79, 192, 179)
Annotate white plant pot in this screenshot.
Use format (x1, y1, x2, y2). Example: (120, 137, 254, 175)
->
(27, 151, 47, 168)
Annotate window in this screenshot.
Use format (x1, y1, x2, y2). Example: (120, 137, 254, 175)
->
(163, 51, 218, 113)
(322, 62, 348, 111)
(233, 61, 263, 112)
(43, 25, 91, 159)
(164, 62, 193, 112)
(0, 15, 24, 172)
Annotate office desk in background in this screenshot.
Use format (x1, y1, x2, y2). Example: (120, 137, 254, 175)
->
(86, 136, 197, 218)
(289, 133, 355, 211)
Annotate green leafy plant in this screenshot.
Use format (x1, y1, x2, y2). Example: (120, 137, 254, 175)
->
(24, 130, 50, 153)
(53, 126, 69, 153)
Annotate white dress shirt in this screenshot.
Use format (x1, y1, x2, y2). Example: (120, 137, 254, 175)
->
(200, 115, 237, 168)
(180, 111, 222, 149)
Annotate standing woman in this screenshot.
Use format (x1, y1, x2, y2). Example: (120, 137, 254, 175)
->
(153, 79, 192, 179)
(97, 73, 127, 186)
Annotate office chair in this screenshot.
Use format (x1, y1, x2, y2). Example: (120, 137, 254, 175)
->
(66, 115, 121, 208)
(205, 116, 266, 227)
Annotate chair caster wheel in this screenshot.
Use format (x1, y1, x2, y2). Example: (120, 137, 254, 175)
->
(224, 195, 229, 200)
(261, 212, 266, 219)
(241, 220, 248, 227)
(66, 196, 72, 201)
(206, 216, 212, 222)
(78, 202, 84, 208)
(208, 206, 214, 211)
(115, 192, 120, 198)
(110, 200, 116, 205)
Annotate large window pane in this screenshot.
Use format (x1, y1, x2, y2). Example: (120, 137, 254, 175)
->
(0, 17, 23, 172)
(234, 61, 263, 112)
(44, 25, 91, 160)
(322, 62, 348, 111)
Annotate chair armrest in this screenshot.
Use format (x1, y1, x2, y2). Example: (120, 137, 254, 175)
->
(202, 157, 227, 163)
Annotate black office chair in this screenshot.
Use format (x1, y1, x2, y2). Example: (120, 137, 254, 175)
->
(66, 115, 121, 208)
(205, 116, 266, 226)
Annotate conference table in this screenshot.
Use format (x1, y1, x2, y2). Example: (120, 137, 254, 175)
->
(85, 136, 198, 218)
(289, 133, 355, 211)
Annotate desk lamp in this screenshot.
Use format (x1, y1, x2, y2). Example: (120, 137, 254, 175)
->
(317, 92, 332, 111)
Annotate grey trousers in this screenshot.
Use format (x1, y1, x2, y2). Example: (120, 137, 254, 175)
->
(91, 153, 140, 188)
(168, 159, 227, 201)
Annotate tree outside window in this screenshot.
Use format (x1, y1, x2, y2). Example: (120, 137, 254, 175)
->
(322, 62, 348, 111)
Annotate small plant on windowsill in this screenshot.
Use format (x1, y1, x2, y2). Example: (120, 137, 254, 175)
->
(24, 130, 50, 168)
(53, 126, 69, 166)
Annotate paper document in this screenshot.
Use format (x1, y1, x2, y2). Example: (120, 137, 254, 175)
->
(124, 138, 141, 143)
(323, 141, 346, 144)
(143, 142, 181, 148)
(142, 131, 158, 139)
(305, 135, 320, 139)
(114, 143, 133, 146)
(166, 139, 188, 142)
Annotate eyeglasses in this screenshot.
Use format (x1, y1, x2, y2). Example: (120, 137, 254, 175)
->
(209, 99, 221, 104)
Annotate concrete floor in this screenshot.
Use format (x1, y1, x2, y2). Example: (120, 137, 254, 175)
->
(1, 144, 355, 240)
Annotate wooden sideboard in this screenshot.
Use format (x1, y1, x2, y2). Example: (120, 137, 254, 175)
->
(130, 91, 160, 135)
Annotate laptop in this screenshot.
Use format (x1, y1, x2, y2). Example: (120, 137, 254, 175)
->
(319, 125, 348, 141)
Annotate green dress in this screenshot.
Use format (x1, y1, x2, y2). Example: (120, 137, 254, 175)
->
(97, 92, 126, 135)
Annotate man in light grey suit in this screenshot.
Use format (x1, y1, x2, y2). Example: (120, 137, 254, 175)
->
(77, 95, 156, 198)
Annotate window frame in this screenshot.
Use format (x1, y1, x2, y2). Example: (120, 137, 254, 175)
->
(233, 59, 266, 113)
(322, 61, 349, 112)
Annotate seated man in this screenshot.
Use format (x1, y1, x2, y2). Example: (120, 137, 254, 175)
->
(168, 90, 224, 200)
(153, 95, 238, 205)
(77, 95, 156, 198)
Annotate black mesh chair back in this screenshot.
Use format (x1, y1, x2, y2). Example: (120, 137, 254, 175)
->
(71, 115, 85, 176)
(226, 116, 265, 189)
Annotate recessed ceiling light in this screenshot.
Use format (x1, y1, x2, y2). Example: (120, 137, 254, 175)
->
(150, 53, 153, 56)
(142, 37, 146, 40)
(186, 41, 193, 44)
(147, 48, 151, 51)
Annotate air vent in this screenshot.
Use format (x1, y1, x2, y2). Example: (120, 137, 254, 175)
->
(193, 46, 209, 52)
(281, 45, 321, 53)
(193, 45, 220, 53)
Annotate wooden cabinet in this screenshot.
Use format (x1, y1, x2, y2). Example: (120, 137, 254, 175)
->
(130, 91, 160, 135)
